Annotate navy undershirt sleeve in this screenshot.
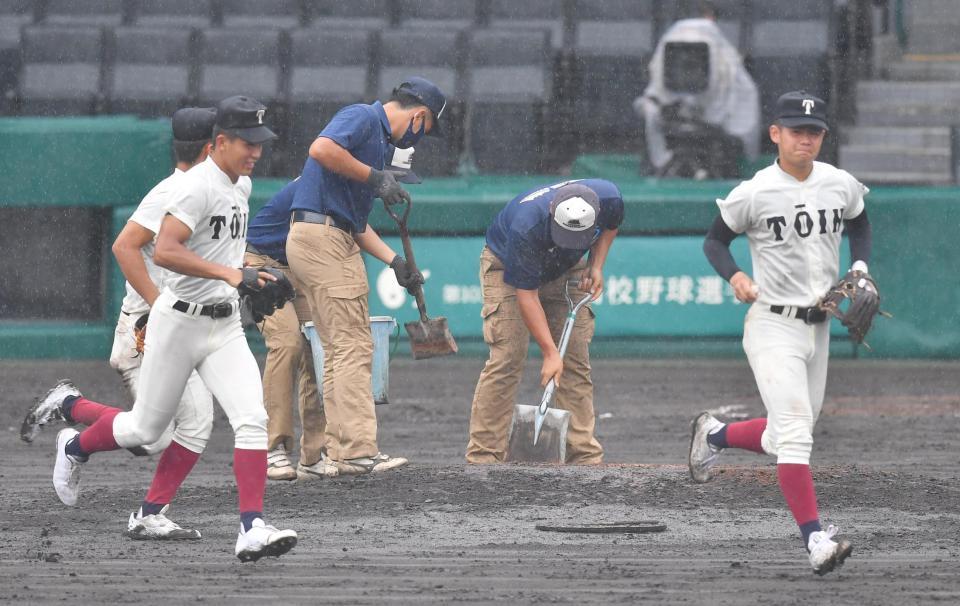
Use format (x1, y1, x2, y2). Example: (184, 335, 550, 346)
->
(844, 209, 872, 265)
(703, 214, 741, 282)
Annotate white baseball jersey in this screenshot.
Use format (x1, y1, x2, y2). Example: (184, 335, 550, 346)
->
(119, 169, 184, 315)
(163, 157, 251, 305)
(718, 160, 867, 307)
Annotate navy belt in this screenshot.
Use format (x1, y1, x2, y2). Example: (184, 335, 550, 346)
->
(291, 210, 354, 235)
(769, 305, 827, 324)
(172, 300, 236, 319)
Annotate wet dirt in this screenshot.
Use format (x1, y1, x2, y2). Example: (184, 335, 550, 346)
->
(1, 358, 958, 605)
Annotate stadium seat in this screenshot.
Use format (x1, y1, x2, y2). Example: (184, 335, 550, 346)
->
(378, 28, 465, 177)
(285, 27, 375, 175)
(107, 26, 196, 117)
(307, 0, 391, 30)
(220, 0, 303, 29)
(18, 25, 105, 116)
(397, 0, 479, 30)
(487, 0, 568, 49)
(42, 0, 126, 27)
(572, 0, 655, 151)
(467, 28, 552, 174)
(198, 28, 285, 175)
(132, 0, 214, 29)
(0, 0, 34, 111)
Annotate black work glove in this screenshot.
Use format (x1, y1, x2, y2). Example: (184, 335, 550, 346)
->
(390, 255, 424, 295)
(367, 167, 411, 206)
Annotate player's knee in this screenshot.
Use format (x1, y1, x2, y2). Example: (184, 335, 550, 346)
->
(772, 419, 814, 464)
(231, 409, 269, 450)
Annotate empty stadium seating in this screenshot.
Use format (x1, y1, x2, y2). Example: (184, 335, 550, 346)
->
(19, 25, 105, 116)
(107, 26, 195, 117)
(131, 0, 213, 29)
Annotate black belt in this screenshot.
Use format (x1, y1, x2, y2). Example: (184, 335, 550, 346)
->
(291, 210, 354, 235)
(172, 300, 236, 319)
(769, 305, 827, 324)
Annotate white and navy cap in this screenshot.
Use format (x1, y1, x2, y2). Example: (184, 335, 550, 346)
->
(549, 184, 601, 250)
(775, 90, 829, 131)
(215, 95, 277, 144)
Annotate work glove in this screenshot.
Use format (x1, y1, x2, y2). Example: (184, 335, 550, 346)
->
(390, 255, 424, 295)
(367, 168, 411, 206)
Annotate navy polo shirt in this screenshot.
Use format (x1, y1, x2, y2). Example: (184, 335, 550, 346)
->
(289, 101, 391, 233)
(247, 178, 299, 265)
(485, 179, 625, 290)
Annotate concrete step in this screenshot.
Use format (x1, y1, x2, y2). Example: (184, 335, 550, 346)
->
(843, 170, 955, 186)
(887, 57, 960, 81)
(906, 0, 960, 22)
(839, 145, 951, 174)
(855, 103, 960, 127)
(843, 127, 951, 148)
(856, 80, 960, 105)
(907, 25, 960, 54)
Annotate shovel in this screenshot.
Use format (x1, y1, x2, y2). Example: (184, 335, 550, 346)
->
(505, 281, 593, 464)
(383, 198, 458, 360)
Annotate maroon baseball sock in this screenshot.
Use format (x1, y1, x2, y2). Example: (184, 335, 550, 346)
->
(234, 448, 267, 529)
(66, 396, 121, 426)
(724, 418, 767, 453)
(143, 441, 201, 509)
(77, 409, 122, 454)
(778, 463, 821, 544)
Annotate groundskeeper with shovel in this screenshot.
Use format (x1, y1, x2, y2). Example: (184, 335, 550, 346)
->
(286, 77, 447, 475)
(466, 180, 623, 465)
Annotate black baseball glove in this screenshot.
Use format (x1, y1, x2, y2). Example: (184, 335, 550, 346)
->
(818, 269, 882, 345)
(237, 267, 296, 328)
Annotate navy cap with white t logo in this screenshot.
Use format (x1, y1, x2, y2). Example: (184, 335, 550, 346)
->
(775, 90, 829, 131)
(393, 77, 447, 137)
(215, 95, 277, 144)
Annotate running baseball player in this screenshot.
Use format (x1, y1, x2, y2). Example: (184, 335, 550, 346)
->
(21, 107, 219, 540)
(689, 91, 873, 575)
(32, 96, 298, 562)
(466, 179, 623, 464)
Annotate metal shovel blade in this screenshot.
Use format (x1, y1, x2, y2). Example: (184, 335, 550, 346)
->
(404, 316, 458, 360)
(505, 404, 570, 463)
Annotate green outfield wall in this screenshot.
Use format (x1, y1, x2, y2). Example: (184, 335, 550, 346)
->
(1, 117, 958, 359)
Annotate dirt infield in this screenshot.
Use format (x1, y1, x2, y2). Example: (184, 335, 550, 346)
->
(2, 357, 959, 605)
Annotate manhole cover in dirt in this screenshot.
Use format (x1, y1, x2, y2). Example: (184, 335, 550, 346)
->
(535, 521, 667, 534)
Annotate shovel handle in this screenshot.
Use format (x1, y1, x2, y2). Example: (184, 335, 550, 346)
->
(538, 379, 557, 415)
(384, 199, 429, 323)
(538, 292, 591, 415)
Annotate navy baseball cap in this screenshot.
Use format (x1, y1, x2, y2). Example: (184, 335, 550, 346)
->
(172, 107, 216, 142)
(394, 77, 447, 137)
(215, 95, 277, 144)
(549, 184, 601, 250)
(775, 91, 829, 131)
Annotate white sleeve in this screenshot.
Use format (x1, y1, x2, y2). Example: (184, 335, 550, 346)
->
(128, 185, 168, 235)
(842, 171, 868, 219)
(164, 178, 207, 233)
(716, 182, 753, 233)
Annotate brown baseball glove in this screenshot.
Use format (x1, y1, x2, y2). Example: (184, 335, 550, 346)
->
(818, 270, 882, 345)
(134, 313, 149, 355)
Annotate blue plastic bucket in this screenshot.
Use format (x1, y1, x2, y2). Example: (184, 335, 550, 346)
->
(301, 316, 396, 405)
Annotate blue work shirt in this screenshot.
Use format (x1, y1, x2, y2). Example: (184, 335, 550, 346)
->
(247, 178, 299, 265)
(486, 179, 625, 290)
(289, 101, 391, 233)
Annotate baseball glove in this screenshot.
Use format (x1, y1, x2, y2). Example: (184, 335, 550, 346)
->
(134, 313, 149, 356)
(237, 267, 296, 327)
(818, 269, 882, 345)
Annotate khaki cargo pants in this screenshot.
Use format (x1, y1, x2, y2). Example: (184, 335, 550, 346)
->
(244, 249, 326, 466)
(466, 247, 603, 464)
(286, 221, 379, 462)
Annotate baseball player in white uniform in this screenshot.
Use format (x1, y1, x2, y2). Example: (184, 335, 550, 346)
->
(33, 96, 297, 562)
(689, 91, 872, 575)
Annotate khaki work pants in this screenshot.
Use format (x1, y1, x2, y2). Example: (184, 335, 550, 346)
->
(286, 221, 379, 461)
(244, 250, 326, 466)
(466, 247, 603, 464)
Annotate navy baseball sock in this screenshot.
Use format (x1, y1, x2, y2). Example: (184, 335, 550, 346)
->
(64, 435, 89, 461)
(61, 395, 81, 424)
(241, 511, 263, 532)
(140, 501, 166, 517)
(706, 425, 728, 449)
(800, 520, 822, 548)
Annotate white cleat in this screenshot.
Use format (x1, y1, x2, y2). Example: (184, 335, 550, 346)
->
(266, 445, 297, 481)
(335, 453, 408, 476)
(688, 411, 725, 483)
(21, 380, 80, 443)
(808, 525, 853, 576)
(126, 505, 202, 540)
(53, 428, 85, 506)
(235, 519, 298, 563)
